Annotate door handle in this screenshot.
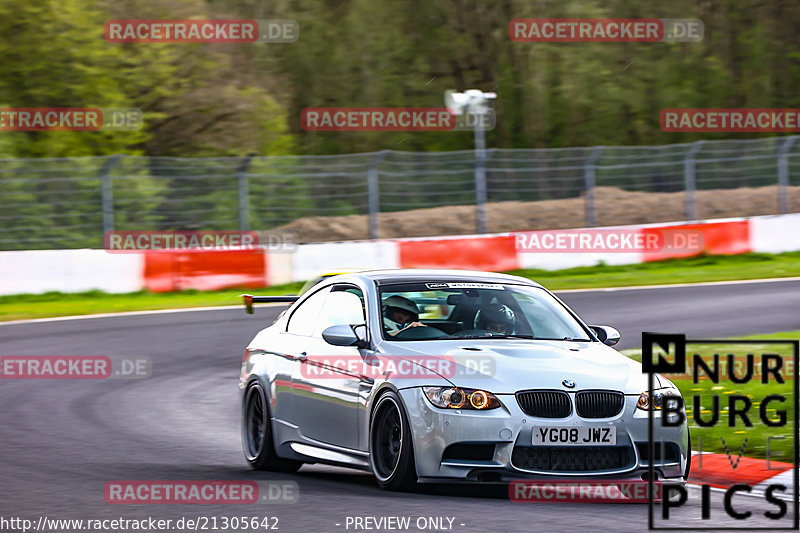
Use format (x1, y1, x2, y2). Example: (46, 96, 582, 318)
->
(297, 352, 307, 362)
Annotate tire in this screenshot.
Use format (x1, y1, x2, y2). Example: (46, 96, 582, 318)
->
(242, 381, 301, 472)
(369, 391, 417, 491)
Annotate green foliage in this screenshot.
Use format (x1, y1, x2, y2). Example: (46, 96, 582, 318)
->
(1, 0, 798, 155)
(2, 0, 799, 247)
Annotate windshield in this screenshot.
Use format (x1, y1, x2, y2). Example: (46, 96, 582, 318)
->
(379, 282, 592, 342)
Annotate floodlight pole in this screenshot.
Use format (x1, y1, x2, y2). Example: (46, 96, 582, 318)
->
(473, 114, 488, 234)
(446, 89, 495, 234)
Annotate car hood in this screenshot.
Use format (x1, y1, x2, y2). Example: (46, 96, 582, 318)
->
(378, 339, 648, 394)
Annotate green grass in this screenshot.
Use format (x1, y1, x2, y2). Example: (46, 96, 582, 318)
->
(0, 283, 304, 321)
(507, 251, 800, 290)
(2, 251, 800, 322)
(623, 332, 798, 460)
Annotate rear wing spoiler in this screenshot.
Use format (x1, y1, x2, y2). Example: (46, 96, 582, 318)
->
(242, 294, 299, 314)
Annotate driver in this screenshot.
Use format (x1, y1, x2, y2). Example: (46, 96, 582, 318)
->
(473, 303, 516, 335)
(383, 295, 427, 336)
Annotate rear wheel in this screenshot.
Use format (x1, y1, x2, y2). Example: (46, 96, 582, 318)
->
(242, 382, 301, 472)
(369, 391, 417, 491)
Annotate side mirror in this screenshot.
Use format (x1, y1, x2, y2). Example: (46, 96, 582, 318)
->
(322, 324, 365, 347)
(590, 325, 621, 347)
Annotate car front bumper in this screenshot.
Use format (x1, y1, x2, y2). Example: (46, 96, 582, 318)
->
(399, 387, 689, 482)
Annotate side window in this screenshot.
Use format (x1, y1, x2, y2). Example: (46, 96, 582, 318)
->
(314, 286, 366, 337)
(286, 287, 331, 336)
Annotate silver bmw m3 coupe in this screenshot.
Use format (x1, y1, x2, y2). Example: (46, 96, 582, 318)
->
(239, 269, 689, 490)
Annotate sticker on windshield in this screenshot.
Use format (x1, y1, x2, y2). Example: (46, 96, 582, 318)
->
(425, 282, 505, 290)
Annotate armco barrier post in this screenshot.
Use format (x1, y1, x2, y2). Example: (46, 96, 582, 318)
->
(100, 154, 121, 242)
(367, 150, 387, 240)
(683, 140, 704, 221)
(583, 147, 603, 227)
(237, 153, 255, 232)
(777, 136, 797, 214)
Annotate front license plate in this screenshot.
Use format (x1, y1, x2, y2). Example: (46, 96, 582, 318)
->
(532, 426, 616, 446)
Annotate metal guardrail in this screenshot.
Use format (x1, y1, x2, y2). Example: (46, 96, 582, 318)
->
(0, 136, 798, 250)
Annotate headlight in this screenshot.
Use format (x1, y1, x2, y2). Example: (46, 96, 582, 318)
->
(636, 388, 682, 411)
(423, 387, 501, 410)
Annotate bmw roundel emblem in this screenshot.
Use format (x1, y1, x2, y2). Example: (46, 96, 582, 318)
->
(562, 379, 576, 388)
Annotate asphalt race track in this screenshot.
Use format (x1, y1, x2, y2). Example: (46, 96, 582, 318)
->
(1, 279, 798, 532)
(557, 278, 800, 349)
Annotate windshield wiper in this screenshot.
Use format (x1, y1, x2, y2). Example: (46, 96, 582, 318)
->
(473, 334, 595, 341)
(443, 332, 533, 340)
(534, 336, 591, 342)
(445, 333, 590, 341)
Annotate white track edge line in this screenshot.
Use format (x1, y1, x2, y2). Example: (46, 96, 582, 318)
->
(554, 276, 800, 293)
(0, 302, 285, 326)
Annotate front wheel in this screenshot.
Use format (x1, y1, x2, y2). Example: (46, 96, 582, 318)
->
(369, 391, 417, 491)
(684, 430, 692, 481)
(242, 381, 301, 472)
